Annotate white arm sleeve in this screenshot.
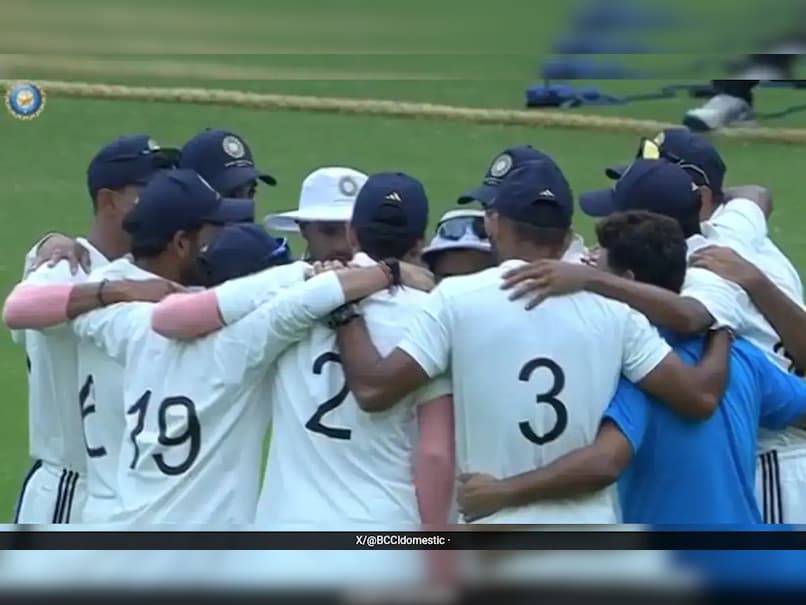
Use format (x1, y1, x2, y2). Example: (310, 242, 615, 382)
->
(72, 303, 153, 364)
(621, 309, 673, 383)
(681, 267, 749, 331)
(415, 373, 453, 406)
(215, 261, 310, 326)
(219, 270, 346, 372)
(708, 198, 767, 244)
(397, 288, 452, 379)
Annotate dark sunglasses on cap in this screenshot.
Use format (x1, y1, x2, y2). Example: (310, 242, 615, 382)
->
(108, 147, 181, 170)
(636, 139, 711, 187)
(436, 215, 488, 241)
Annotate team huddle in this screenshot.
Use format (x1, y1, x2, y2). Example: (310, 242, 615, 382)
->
(5, 125, 806, 528)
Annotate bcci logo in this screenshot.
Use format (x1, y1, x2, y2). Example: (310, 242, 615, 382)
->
(5, 82, 46, 120)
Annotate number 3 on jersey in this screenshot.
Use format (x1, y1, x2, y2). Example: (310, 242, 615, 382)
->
(126, 391, 201, 475)
(305, 352, 352, 440)
(518, 357, 568, 445)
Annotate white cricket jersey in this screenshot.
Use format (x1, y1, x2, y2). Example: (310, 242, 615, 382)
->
(681, 198, 806, 450)
(17, 237, 109, 474)
(256, 253, 450, 530)
(72, 262, 346, 524)
(397, 259, 672, 524)
(73, 258, 154, 522)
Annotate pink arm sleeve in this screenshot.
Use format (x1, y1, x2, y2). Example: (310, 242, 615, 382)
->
(2, 283, 73, 329)
(414, 395, 456, 527)
(151, 290, 224, 339)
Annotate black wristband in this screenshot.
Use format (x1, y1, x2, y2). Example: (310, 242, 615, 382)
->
(97, 279, 110, 307)
(382, 258, 401, 286)
(327, 303, 361, 330)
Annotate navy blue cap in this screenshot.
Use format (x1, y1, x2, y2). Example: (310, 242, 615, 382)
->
(198, 223, 292, 286)
(605, 128, 726, 193)
(581, 159, 700, 219)
(87, 134, 180, 198)
(123, 169, 255, 248)
(490, 160, 574, 228)
(352, 172, 429, 243)
(179, 129, 276, 196)
(458, 145, 554, 206)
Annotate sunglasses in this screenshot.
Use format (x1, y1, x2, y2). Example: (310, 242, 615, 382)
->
(436, 216, 487, 241)
(109, 148, 181, 170)
(636, 139, 711, 187)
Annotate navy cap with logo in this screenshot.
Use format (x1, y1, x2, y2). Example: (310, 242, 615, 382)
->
(605, 128, 726, 194)
(581, 159, 700, 219)
(490, 160, 574, 228)
(197, 223, 292, 287)
(87, 134, 180, 198)
(352, 172, 429, 250)
(179, 129, 277, 196)
(458, 145, 554, 206)
(123, 169, 256, 249)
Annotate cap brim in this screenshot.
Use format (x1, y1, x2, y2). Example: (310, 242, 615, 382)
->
(264, 203, 354, 233)
(605, 164, 628, 180)
(204, 198, 256, 224)
(422, 239, 492, 261)
(216, 166, 277, 194)
(579, 189, 621, 218)
(457, 184, 498, 206)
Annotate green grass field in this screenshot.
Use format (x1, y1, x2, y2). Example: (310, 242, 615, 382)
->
(2, 0, 806, 519)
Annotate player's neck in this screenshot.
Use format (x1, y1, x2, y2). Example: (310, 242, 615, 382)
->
(498, 242, 559, 264)
(86, 221, 129, 262)
(135, 256, 182, 283)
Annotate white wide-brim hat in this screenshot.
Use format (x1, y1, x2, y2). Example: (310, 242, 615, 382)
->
(264, 166, 368, 233)
(421, 208, 492, 261)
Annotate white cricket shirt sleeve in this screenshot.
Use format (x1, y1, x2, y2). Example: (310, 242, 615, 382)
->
(415, 374, 453, 406)
(222, 270, 346, 371)
(707, 198, 767, 245)
(72, 303, 153, 365)
(680, 267, 749, 331)
(215, 261, 309, 326)
(621, 308, 673, 383)
(397, 287, 452, 379)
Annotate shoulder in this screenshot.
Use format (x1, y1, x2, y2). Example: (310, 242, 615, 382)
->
(25, 260, 86, 285)
(437, 265, 504, 298)
(87, 258, 137, 281)
(708, 198, 767, 240)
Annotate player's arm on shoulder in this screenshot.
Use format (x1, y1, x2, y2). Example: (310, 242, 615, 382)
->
(624, 309, 732, 419)
(692, 246, 806, 374)
(414, 383, 455, 528)
(72, 302, 152, 364)
(587, 270, 716, 335)
(336, 287, 451, 412)
(753, 347, 806, 431)
(211, 262, 310, 329)
(458, 408, 636, 523)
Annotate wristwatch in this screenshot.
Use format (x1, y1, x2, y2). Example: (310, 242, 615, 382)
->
(327, 303, 362, 330)
(381, 258, 402, 286)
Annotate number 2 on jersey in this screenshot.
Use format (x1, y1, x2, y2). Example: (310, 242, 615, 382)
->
(518, 357, 568, 445)
(126, 391, 201, 475)
(305, 352, 352, 440)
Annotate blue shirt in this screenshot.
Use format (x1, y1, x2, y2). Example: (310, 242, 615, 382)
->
(604, 335, 806, 524)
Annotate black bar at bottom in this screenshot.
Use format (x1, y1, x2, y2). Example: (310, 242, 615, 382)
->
(3, 530, 806, 550)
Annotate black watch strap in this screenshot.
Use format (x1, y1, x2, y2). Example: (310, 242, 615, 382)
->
(382, 258, 402, 286)
(327, 303, 361, 329)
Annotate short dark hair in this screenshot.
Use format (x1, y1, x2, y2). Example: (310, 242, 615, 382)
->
(354, 201, 422, 260)
(506, 216, 569, 248)
(596, 210, 687, 294)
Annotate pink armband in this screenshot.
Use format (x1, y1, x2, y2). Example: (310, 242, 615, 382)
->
(151, 290, 224, 339)
(2, 283, 73, 329)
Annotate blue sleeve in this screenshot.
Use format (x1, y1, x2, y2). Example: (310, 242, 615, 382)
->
(753, 348, 806, 430)
(602, 378, 651, 454)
